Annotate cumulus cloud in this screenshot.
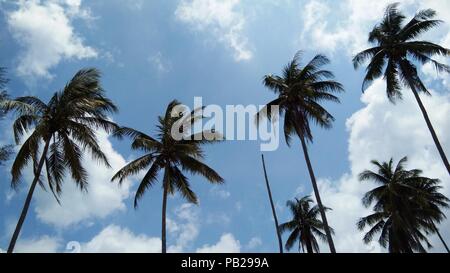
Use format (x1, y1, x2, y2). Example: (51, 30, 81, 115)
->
(175, 0, 252, 61)
(299, 0, 450, 56)
(33, 131, 133, 228)
(15, 235, 61, 253)
(80, 225, 161, 253)
(196, 233, 241, 253)
(314, 79, 450, 253)
(6, 0, 97, 79)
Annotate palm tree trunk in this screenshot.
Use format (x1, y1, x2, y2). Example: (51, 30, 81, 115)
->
(261, 154, 283, 253)
(305, 238, 314, 254)
(411, 86, 450, 176)
(7, 139, 50, 253)
(161, 179, 169, 253)
(433, 223, 450, 253)
(299, 136, 336, 253)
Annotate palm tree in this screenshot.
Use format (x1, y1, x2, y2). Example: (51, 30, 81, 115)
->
(261, 154, 283, 253)
(353, 3, 450, 175)
(111, 100, 224, 253)
(412, 171, 450, 252)
(279, 196, 333, 253)
(358, 157, 449, 253)
(1, 68, 118, 253)
(0, 67, 13, 165)
(257, 51, 344, 253)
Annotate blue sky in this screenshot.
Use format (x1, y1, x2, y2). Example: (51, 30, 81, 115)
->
(0, 0, 449, 253)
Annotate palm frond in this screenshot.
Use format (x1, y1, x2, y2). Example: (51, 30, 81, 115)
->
(112, 154, 154, 184)
(178, 155, 224, 184)
(11, 131, 42, 186)
(134, 159, 162, 208)
(61, 134, 88, 190)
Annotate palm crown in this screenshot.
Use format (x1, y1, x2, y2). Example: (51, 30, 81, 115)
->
(112, 100, 224, 207)
(358, 157, 449, 253)
(279, 196, 332, 253)
(258, 52, 344, 144)
(2, 68, 118, 197)
(353, 3, 450, 101)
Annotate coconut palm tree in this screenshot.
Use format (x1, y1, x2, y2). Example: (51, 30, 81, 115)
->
(353, 3, 450, 175)
(358, 157, 449, 253)
(279, 196, 333, 253)
(0, 67, 13, 165)
(111, 100, 224, 253)
(261, 154, 283, 253)
(2, 68, 118, 253)
(412, 171, 450, 252)
(257, 51, 344, 253)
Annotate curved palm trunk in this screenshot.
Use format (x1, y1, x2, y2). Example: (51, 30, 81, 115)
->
(299, 136, 336, 253)
(411, 87, 450, 176)
(7, 139, 50, 253)
(161, 180, 169, 253)
(433, 223, 450, 253)
(261, 154, 283, 253)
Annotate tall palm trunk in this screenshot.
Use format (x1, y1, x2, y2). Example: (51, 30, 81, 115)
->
(305, 237, 314, 254)
(161, 179, 169, 253)
(7, 139, 50, 253)
(432, 223, 450, 253)
(411, 86, 450, 176)
(261, 154, 283, 253)
(299, 136, 336, 253)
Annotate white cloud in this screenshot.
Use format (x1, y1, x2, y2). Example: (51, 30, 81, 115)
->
(175, 0, 252, 61)
(314, 79, 450, 253)
(168, 203, 200, 252)
(7, 0, 97, 79)
(246, 236, 262, 250)
(80, 225, 161, 253)
(15, 235, 61, 253)
(33, 131, 133, 228)
(79, 204, 201, 253)
(196, 233, 241, 253)
(5, 200, 244, 253)
(299, 0, 450, 56)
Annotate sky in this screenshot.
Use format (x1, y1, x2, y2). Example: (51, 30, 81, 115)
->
(0, 0, 449, 253)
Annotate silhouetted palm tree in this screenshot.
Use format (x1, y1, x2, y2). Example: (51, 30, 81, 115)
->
(279, 196, 333, 253)
(353, 3, 450, 175)
(112, 100, 224, 253)
(257, 51, 344, 253)
(412, 172, 450, 252)
(261, 154, 283, 253)
(0, 67, 13, 165)
(2, 68, 118, 253)
(358, 157, 449, 253)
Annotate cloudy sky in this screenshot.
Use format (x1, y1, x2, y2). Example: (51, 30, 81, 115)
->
(0, 0, 449, 253)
